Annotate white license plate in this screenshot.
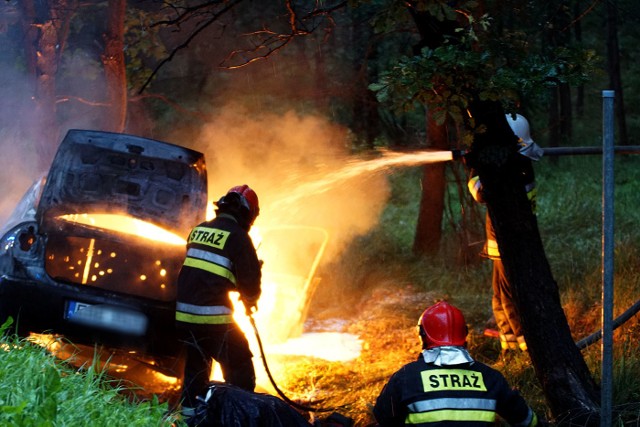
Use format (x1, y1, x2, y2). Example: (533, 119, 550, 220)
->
(65, 301, 148, 336)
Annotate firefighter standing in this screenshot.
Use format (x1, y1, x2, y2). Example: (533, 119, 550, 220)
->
(176, 185, 262, 423)
(467, 114, 543, 352)
(373, 301, 538, 426)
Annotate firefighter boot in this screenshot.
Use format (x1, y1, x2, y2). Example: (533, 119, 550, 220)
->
(180, 406, 197, 427)
(499, 333, 519, 351)
(517, 336, 528, 352)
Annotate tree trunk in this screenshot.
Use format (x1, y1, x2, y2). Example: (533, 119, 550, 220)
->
(102, 0, 128, 132)
(574, 0, 585, 118)
(351, 9, 380, 149)
(605, 0, 628, 145)
(547, 87, 560, 165)
(560, 82, 572, 144)
(413, 110, 447, 255)
(556, 3, 573, 147)
(469, 100, 601, 423)
(21, 0, 63, 173)
(544, 1, 572, 156)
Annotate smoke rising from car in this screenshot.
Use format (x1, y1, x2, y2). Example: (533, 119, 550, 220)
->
(0, 67, 42, 227)
(185, 101, 392, 261)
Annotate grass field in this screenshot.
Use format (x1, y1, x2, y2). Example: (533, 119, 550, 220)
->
(0, 320, 178, 426)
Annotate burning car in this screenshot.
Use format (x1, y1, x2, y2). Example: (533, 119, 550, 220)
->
(0, 130, 208, 370)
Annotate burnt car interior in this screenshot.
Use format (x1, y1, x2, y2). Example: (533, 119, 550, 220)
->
(0, 130, 208, 372)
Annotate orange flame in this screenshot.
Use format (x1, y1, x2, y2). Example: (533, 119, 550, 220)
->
(59, 213, 185, 245)
(58, 210, 362, 391)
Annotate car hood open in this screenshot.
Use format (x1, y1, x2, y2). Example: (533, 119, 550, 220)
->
(36, 130, 208, 237)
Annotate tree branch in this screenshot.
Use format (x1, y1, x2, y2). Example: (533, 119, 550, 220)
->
(138, 0, 243, 94)
(151, 0, 228, 28)
(220, 0, 346, 69)
(130, 92, 210, 122)
(140, 1, 347, 89)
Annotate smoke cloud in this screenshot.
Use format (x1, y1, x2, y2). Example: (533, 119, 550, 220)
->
(0, 66, 42, 227)
(182, 102, 393, 351)
(185, 102, 391, 260)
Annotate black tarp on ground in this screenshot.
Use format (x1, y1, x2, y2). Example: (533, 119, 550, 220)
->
(189, 382, 312, 427)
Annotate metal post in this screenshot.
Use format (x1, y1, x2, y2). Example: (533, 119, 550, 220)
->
(601, 90, 615, 427)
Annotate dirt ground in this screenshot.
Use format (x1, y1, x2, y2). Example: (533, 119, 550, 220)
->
(276, 284, 465, 426)
(107, 282, 504, 426)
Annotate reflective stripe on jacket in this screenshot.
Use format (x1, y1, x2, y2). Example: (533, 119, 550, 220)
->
(175, 215, 261, 326)
(175, 302, 234, 324)
(406, 397, 498, 424)
(373, 356, 537, 426)
(183, 247, 237, 284)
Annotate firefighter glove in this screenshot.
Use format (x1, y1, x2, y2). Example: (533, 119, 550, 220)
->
(242, 298, 258, 315)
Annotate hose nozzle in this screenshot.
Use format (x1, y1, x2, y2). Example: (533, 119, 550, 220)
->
(451, 149, 467, 161)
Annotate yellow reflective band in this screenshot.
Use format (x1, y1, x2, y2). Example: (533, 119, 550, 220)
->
(527, 188, 538, 214)
(421, 369, 487, 392)
(183, 257, 237, 284)
(176, 312, 234, 324)
(486, 239, 500, 258)
(406, 409, 496, 424)
(501, 340, 518, 350)
(188, 226, 230, 249)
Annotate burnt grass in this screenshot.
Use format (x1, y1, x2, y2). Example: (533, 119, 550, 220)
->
(269, 284, 507, 426)
(286, 280, 640, 426)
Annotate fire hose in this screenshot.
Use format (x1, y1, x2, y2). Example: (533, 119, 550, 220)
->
(248, 313, 339, 414)
(576, 298, 640, 350)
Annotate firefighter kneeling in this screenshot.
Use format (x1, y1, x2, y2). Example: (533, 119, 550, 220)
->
(373, 301, 538, 426)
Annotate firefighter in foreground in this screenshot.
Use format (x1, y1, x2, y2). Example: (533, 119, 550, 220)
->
(175, 185, 262, 424)
(467, 114, 543, 352)
(373, 301, 538, 426)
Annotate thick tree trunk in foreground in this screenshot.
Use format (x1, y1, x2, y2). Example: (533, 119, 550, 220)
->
(413, 110, 447, 255)
(469, 100, 601, 423)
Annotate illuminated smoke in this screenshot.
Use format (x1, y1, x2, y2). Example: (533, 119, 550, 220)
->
(183, 102, 393, 375)
(0, 67, 41, 226)
(186, 101, 392, 261)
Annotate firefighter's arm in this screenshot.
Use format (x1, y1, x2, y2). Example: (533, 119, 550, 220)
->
(496, 383, 539, 427)
(463, 150, 485, 203)
(239, 270, 261, 315)
(241, 295, 259, 315)
(235, 234, 262, 315)
(373, 374, 406, 427)
(517, 408, 538, 427)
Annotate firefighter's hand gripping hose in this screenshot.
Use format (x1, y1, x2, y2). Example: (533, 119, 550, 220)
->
(248, 313, 340, 414)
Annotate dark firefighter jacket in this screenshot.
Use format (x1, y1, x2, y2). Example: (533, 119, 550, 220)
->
(373, 351, 537, 427)
(467, 147, 537, 260)
(175, 213, 262, 325)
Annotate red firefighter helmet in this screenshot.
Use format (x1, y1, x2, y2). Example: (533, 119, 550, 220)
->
(215, 185, 260, 230)
(227, 184, 260, 220)
(418, 301, 468, 349)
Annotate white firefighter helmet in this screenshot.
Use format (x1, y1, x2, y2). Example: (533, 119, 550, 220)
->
(506, 113, 544, 161)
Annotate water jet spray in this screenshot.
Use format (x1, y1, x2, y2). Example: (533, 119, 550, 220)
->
(449, 145, 640, 161)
